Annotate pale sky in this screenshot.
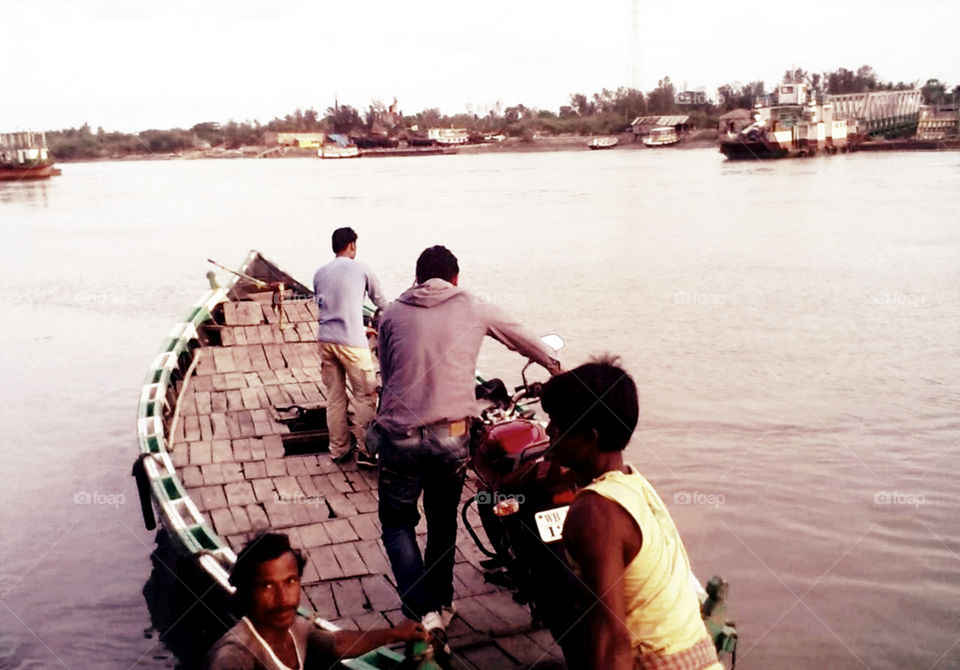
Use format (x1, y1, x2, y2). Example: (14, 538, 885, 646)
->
(2, 0, 957, 132)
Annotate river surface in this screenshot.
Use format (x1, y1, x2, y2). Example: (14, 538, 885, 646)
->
(1, 149, 958, 669)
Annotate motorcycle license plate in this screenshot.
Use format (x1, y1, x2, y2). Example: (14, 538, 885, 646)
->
(534, 505, 570, 543)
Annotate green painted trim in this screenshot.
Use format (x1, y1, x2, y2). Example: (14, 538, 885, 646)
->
(191, 526, 220, 551)
(137, 287, 231, 567)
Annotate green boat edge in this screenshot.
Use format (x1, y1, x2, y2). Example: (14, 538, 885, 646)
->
(134, 249, 399, 669)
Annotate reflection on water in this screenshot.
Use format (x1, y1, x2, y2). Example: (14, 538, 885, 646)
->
(0, 179, 50, 207)
(0, 151, 958, 669)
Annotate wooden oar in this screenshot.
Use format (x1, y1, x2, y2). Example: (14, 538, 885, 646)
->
(207, 259, 290, 329)
(207, 258, 270, 288)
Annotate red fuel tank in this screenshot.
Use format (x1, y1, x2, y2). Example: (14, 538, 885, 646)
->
(473, 420, 549, 488)
(486, 420, 547, 455)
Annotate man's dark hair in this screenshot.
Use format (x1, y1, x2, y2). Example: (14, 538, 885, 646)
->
(541, 355, 639, 453)
(331, 227, 358, 253)
(415, 245, 459, 283)
(230, 532, 306, 605)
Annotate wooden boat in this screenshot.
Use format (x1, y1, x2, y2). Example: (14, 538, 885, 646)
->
(134, 251, 560, 668)
(1, 131, 60, 180)
(319, 145, 360, 159)
(587, 136, 618, 150)
(642, 127, 680, 147)
(319, 133, 361, 159)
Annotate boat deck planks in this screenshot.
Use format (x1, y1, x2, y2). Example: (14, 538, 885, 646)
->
(171, 291, 566, 668)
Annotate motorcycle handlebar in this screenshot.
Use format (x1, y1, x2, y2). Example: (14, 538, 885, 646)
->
(514, 381, 544, 399)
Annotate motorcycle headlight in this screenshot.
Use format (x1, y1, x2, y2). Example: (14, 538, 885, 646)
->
(493, 498, 521, 517)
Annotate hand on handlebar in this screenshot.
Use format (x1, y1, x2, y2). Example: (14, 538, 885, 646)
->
(513, 381, 544, 402)
(393, 620, 430, 642)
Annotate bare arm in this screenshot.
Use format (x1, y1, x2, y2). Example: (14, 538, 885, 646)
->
(563, 492, 640, 670)
(329, 620, 427, 659)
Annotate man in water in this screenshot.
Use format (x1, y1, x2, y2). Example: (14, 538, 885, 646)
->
(371, 244, 561, 638)
(541, 358, 722, 670)
(205, 532, 427, 669)
(313, 227, 387, 468)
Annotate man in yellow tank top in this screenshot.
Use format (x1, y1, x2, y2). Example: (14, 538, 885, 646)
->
(540, 357, 722, 670)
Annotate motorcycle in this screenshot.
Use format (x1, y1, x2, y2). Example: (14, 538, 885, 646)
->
(462, 338, 739, 668)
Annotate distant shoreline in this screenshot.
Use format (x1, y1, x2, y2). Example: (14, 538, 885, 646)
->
(54, 131, 960, 164)
(55, 132, 719, 163)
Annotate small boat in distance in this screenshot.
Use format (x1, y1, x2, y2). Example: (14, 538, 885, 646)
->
(318, 133, 360, 159)
(588, 136, 618, 150)
(1, 131, 60, 180)
(642, 126, 680, 147)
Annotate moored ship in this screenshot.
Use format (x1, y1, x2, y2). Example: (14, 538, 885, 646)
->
(720, 83, 848, 159)
(1, 131, 60, 180)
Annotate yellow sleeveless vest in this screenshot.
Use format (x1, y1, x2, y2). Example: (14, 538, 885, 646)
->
(576, 466, 719, 665)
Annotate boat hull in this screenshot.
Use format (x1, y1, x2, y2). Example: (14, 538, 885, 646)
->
(318, 146, 360, 159)
(0, 163, 57, 180)
(588, 137, 618, 150)
(720, 138, 789, 160)
(643, 138, 679, 147)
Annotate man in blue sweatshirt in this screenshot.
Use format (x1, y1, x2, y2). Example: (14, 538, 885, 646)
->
(371, 244, 561, 637)
(313, 227, 386, 467)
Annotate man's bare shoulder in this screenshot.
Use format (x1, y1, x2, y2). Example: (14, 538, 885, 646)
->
(565, 490, 640, 557)
(205, 623, 258, 670)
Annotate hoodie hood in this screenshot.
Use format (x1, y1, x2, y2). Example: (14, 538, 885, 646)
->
(397, 277, 464, 308)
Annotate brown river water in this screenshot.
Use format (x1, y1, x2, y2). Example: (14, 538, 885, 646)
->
(1, 149, 958, 669)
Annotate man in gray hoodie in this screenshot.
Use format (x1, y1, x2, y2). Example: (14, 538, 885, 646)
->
(370, 244, 561, 636)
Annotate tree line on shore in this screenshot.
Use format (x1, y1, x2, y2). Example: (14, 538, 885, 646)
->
(46, 65, 959, 160)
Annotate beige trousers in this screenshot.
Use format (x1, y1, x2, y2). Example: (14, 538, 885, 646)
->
(318, 342, 378, 458)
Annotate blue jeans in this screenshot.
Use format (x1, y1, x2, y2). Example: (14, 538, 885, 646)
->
(370, 422, 469, 620)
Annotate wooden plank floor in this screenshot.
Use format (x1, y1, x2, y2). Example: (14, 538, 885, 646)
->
(170, 294, 567, 669)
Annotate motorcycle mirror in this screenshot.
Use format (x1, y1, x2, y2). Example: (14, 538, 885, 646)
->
(540, 334, 564, 352)
(521, 359, 532, 387)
